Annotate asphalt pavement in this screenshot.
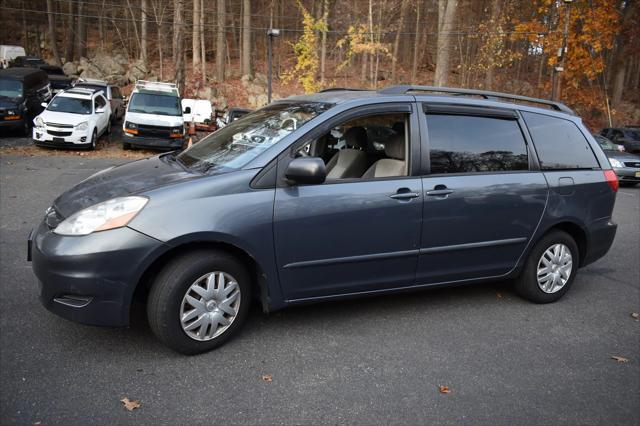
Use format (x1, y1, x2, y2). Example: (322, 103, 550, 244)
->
(0, 154, 638, 425)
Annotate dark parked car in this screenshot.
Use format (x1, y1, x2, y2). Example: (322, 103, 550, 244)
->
(601, 127, 640, 153)
(29, 86, 619, 355)
(9, 55, 47, 68)
(594, 134, 640, 186)
(39, 65, 75, 93)
(0, 67, 51, 135)
(73, 78, 125, 123)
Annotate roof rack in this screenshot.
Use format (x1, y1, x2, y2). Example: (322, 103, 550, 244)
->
(378, 85, 575, 115)
(318, 87, 368, 93)
(135, 80, 179, 95)
(65, 87, 99, 95)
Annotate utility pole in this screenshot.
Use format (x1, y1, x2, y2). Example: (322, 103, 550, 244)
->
(551, 0, 572, 100)
(266, 28, 280, 104)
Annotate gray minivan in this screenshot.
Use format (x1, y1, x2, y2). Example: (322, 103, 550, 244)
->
(29, 86, 618, 354)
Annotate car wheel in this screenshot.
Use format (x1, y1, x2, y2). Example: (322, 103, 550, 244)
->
(105, 122, 111, 135)
(123, 142, 131, 150)
(514, 230, 578, 304)
(147, 250, 251, 355)
(22, 119, 31, 136)
(89, 129, 97, 150)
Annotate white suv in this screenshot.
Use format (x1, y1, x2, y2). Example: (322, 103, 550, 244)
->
(32, 88, 111, 150)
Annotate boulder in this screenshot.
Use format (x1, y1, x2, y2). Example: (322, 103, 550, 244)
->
(78, 57, 104, 80)
(62, 62, 77, 76)
(254, 73, 268, 86)
(104, 74, 128, 86)
(126, 59, 148, 83)
(90, 50, 125, 76)
(255, 94, 268, 108)
(212, 96, 227, 111)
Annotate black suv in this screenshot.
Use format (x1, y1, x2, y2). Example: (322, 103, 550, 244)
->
(601, 126, 640, 153)
(0, 67, 51, 135)
(29, 85, 618, 355)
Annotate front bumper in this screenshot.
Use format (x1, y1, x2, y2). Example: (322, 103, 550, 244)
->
(124, 133, 184, 150)
(29, 220, 167, 326)
(612, 166, 640, 183)
(0, 116, 25, 128)
(33, 125, 92, 146)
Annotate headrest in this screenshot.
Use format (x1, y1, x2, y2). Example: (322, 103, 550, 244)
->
(392, 122, 405, 134)
(343, 126, 368, 149)
(385, 134, 405, 160)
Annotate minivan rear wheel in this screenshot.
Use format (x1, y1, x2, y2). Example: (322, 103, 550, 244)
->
(514, 230, 578, 303)
(147, 250, 251, 355)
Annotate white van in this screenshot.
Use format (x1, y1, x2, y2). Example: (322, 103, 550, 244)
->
(122, 80, 190, 151)
(0, 45, 26, 69)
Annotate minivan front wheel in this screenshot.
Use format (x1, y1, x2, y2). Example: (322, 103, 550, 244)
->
(147, 250, 251, 355)
(514, 230, 578, 303)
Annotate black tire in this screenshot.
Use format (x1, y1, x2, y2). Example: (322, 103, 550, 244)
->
(22, 118, 31, 136)
(619, 181, 638, 187)
(514, 230, 579, 304)
(147, 250, 252, 355)
(88, 129, 97, 150)
(122, 142, 131, 150)
(105, 121, 111, 136)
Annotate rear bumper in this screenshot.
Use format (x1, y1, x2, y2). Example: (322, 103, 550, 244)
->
(582, 218, 617, 267)
(30, 221, 167, 326)
(124, 134, 184, 150)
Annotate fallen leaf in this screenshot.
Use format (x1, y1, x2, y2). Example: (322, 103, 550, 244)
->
(33, 422, 44, 425)
(496, 293, 503, 299)
(438, 385, 451, 394)
(261, 374, 273, 382)
(611, 356, 630, 363)
(632, 313, 639, 321)
(120, 397, 141, 411)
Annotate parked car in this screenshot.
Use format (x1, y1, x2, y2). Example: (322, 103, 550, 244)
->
(593, 134, 640, 186)
(0, 45, 26, 68)
(9, 55, 47, 68)
(38, 65, 75, 94)
(32, 87, 111, 150)
(122, 80, 189, 150)
(73, 78, 125, 123)
(601, 127, 640, 153)
(29, 86, 618, 355)
(0, 67, 51, 135)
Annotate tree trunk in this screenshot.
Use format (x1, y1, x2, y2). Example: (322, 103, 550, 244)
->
(391, 0, 408, 83)
(76, 1, 85, 58)
(200, 0, 206, 79)
(216, 0, 226, 82)
(174, 0, 186, 93)
(610, 0, 638, 106)
(126, 0, 141, 57)
(141, 0, 148, 65)
(193, 0, 201, 69)
(434, 0, 457, 86)
(46, 0, 61, 65)
(319, 0, 329, 86)
(241, 0, 252, 77)
(64, 1, 75, 62)
(484, 0, 500, 90)
(411, 1, 422, 83)
(157, 20, 164, 80)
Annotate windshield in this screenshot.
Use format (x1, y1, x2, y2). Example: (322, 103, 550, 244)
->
(47, 96, 92, 114)
(626, 130, 640, 140)
(595, 135, 617, 151)
(177, 102, 333, 172)
(0, 80, 23, 98)
(128, 92, 181, 116)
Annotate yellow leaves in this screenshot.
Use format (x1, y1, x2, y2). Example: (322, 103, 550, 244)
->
(337, 24, 391, 72)
(438, 385, 451, 394)
(120, 397, 141, 411)
(288, 0, 322, 93)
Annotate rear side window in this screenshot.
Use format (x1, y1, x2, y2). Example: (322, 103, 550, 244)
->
(523, 112, 599, 170)
(426, 114, 529, 174)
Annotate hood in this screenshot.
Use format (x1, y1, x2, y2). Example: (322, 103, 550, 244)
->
(125, 111, 184, 127)
(39, 109, 92, 126)
(52, 154, 201, 217)
(0, 96, 22, 109)
(604, 150, 640, 162)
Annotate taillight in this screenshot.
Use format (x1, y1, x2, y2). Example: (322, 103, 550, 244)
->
(604, 170, 619, 192)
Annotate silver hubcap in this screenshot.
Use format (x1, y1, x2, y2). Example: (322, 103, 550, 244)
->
(180, 271, 241, 341)
(537, 243, 573, 293)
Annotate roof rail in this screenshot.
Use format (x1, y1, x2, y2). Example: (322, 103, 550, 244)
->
(135, 80, 179, 95)
(378, 85, 575, 115)
(318, 87, 368, 93)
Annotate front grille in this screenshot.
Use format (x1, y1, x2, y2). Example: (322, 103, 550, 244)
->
(44, 206, 64, 229)
(45, 122, 74, 128)
(48, 130, 72, 137)
(137, 124, 172, 138)
(624, 161, 640, 168)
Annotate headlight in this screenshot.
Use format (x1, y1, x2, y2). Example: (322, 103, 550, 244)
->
(609, 158, 624, 168)
(35, 116, 44, 128)
(126, 121, 137, 129)
(7, 110, 15, 115)
(75, 121, 88, 130)
(53, 196, 148, 236)
(171, 127, 183, 134)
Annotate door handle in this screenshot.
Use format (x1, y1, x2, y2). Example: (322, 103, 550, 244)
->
(426, 184, 453, 197)
(389, 188, 419, 200)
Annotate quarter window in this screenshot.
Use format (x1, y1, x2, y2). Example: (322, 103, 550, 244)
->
(426, 114, 529, 174)
(522, 112, 599, 170)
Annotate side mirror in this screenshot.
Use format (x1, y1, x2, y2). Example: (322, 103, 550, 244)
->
(183, 106, 191, 114)
(41, 102, 48, 108)
(96, 107, 105, 114)
(285, 157, 326, 185)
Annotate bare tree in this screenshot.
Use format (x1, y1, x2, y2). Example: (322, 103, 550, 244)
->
(411, 0, 421, 83)
(76, 0, 86, 58)
(391, 0, 408, 83)
(174, 0, 186, 93)
(319, 0, 330, 86)
(216, 0, 226, 82)
(192, 0, 201, 69)
(484, 0, 501, 90)
(150, 0, 167, 79)
(241, 0, 252, 77)
(200, 0, 206, 78)
(64, 1, 74, 62)
(141, 0, 148, 65)
(46, 0, 61, 65)
(611, 0, 638, 106)
(434, 0, 457, 86)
